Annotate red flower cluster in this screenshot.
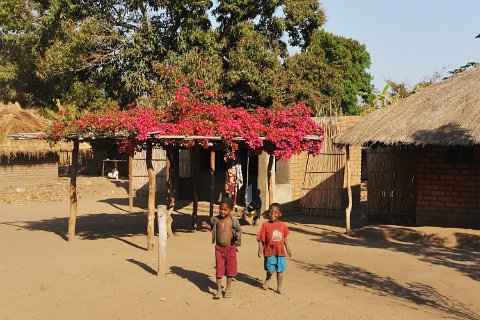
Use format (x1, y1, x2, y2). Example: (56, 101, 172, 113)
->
(48, 79, 324, 161)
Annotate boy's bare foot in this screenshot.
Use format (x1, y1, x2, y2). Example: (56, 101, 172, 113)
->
(276, 289, 284, 295)
(213, 292, 220, 299)
(223, 290, 232, 298)
(262, 279, 270, 290)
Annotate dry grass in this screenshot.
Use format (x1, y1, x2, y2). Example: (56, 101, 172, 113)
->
(0, 103, 90, 158)
(334, 65, 480, 146)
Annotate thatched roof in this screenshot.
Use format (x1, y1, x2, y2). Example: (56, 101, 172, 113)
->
(0, 103, 91, 158)
(333, 66, 480, 147)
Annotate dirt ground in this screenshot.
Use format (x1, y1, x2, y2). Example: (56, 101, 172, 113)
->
(0, 178, 479, 320)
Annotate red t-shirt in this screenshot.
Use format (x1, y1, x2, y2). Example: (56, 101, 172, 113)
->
(256, 221, 289, 257)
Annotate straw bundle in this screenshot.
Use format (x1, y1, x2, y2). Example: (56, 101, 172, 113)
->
(334, 65, 480, 147)
(0, 103, 90, 159)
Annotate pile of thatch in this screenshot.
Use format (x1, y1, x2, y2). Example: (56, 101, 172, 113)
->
(333, 65, 480, 146)
(0, 103, 90, 158)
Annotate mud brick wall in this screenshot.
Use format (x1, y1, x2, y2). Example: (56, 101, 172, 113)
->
(416, 145, 480, 227)
(0, 154, 59, 186)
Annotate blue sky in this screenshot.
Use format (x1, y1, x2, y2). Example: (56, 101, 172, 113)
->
(321, 0, 480, 90)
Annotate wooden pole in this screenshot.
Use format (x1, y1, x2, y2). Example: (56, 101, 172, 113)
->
(128, 154, 133, 213)
(245, 153, 250, 206)
(165, 148, 173, 237)
(168, 147, 179, 232)
(209, 149, 215, 217)
(68, 139, 79, 241)
(146, 141, 156, 250)
(345, 145, 352, 234)
(192, 146, 199, 229)
(157, 204, 167, 277)
(267, 154, 274, 206)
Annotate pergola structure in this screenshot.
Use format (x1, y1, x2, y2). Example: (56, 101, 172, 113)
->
(11, 132, 325, 250)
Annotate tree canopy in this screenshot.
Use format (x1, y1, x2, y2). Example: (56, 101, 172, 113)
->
(0, 0, 374, 115)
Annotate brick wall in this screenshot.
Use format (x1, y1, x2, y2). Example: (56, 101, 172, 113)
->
(0, 154, 59, 186)
(416, 145, 480, 227)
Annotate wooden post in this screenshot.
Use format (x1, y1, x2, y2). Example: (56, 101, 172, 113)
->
(165, 148, 173, 237)
(245, 153, 250, 206)
(209, 149, 215, 217)
(192, 146, 199, 230)
(68, 139, 79, 241)
(157, 205, 167, 277)
(167, 147, 179, 234)
(267, 154, 274, 206)
(345, 145, 352, 234)
(146, 141, 156, 250)
(128, 154, 133, 213)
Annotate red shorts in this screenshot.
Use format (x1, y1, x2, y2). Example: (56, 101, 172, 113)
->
(215, 245, 237, 278)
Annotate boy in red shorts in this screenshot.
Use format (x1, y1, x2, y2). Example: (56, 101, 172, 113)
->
(257, 202, 292, 294)
(202, 197, 242, 299)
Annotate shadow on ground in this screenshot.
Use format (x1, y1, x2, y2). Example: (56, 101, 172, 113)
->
(292, 260, 480, 320)
(285, 220, 480, 282)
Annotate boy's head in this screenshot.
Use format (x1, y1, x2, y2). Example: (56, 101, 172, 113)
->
(254, 189, 261, 196)
(268, 202, 282, 222)
(219, 197, 234, 218)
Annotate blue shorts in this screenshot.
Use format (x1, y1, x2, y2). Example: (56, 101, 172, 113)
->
(264, 256, 286, 273)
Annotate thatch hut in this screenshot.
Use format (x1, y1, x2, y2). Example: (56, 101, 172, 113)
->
(334, 66, 480, 228)
(0, 103, 91, 185)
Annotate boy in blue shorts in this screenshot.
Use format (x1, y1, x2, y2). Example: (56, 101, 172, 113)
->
(256, 203, 292, 294)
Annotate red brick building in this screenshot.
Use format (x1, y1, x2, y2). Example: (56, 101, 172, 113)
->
(334, 66, 480, 228)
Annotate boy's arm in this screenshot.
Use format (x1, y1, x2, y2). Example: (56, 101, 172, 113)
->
(257, 240, 263, 257)
(284, 237, 292, 257)
(201, 220, 212, 231)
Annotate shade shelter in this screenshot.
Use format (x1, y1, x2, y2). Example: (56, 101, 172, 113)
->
(9, 131, 322, 250)
(334, 66, 480, 228)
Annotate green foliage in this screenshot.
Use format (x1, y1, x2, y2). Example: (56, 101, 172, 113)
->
(1, 0, 373, 116)
(285, 30, 373, 115)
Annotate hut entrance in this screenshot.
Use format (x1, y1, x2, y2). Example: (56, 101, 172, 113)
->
(367, 146, 416, 224)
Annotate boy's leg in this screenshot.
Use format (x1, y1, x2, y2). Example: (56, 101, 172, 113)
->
(276, 256, 287, 294)
(214, 277, 222, 299)
(276, 272, 284, 294)
(263, 271, 273, 290)
(224, 277, 233, 298)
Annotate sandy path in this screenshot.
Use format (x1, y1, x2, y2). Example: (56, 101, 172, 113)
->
(1, 198, 479, 320)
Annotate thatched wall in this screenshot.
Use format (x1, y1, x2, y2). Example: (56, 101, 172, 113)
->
(366, 146, 416, 224)
(132, 147, 167, 197)
(294, 116, 362, 217)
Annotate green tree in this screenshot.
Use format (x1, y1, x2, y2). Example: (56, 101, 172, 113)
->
(285, 30, 373, 115)
(1, 0, 374, 116)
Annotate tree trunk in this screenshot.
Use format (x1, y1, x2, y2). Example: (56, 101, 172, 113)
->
(209, 149, 216, 217)
(165, 148, 174, 237)
(128, 154, 133, 213)
(167, 147, 179, 231)
(267, 154, 274, 206)
(146, 142, 156, 250)
(345, 145, 352, 234)
(68, 139, 79, 241)
(192, 146, 199, 230)
(244, 154, 250, 219)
